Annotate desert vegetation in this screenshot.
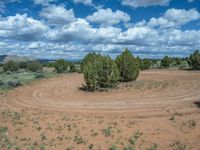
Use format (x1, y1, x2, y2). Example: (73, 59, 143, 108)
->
(188, 50, 200, 70)
(81, 49, 200, 91)
(82, 49, 140, 91)
(0, 49, 199, 92)
(83, 54, 119, 91)
(115, 49, 139, 82)
(0, 49, 200, 150)
(0, 59, 80, 91)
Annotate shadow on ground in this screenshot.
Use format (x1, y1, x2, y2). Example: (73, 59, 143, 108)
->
(194, 101, 200, 108)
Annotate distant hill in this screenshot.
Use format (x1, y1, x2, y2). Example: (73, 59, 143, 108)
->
(0, 55, 7, 63)
(0, 55, 81, 64)
(0, 55, 34, 63)
(37, 58, 56, 63)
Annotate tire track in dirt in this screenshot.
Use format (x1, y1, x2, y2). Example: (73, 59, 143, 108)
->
(6, 70, 200, 118)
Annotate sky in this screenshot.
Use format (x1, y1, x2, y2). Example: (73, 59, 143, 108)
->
(0, 0, 200, 60)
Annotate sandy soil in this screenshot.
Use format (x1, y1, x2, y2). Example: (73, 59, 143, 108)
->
(0, 70, 200, 150)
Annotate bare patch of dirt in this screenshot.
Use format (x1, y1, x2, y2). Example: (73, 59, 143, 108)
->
(0, 70, 200, 150)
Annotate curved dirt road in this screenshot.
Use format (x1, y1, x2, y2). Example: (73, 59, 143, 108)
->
(7, 70, 200, 117)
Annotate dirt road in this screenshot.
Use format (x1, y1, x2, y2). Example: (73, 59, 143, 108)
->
(1, 70, 200, 150)
(7, 70, 200, 117)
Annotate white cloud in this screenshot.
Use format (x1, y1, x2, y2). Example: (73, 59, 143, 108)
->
(86, 8, 130, 26)
(148, 8, 200, 28)
(0, 14, 48, 41)
(34, 0, 55, 6)
(72, 0, 93, 6)
(163, 29, 200, 46)
(1, 6, 200, 59)
(121, 0, 171, 8)
(40, 5, 76, 25)
(46, 18, 121, 43)
(117, 26, 159, 46)
(27, 41, 45, 49)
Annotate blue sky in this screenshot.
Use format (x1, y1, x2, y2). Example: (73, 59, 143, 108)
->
(0, 0, 200, 60)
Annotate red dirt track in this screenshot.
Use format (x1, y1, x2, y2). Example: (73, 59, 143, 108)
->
(7, 70, 200, 117)
(1, 70, 200, 150)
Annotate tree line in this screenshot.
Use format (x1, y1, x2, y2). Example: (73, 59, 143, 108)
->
(81, 49, 200, 91)
(1, 49, 199, 91)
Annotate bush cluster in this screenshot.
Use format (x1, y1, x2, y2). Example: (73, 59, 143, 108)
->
(159, 54, 199, 70)
(83, 55, 119, 91)
(141, 59, 151, 70)
(0, 79, 21, 90)
(53, 59, 68, 73)
(136, 57, 151, 71)
(188, 50, 200, 70)
(3, 61, 19, 72)
(115, 49, 139, 82)
(69, 62, 77, 72)
(161, 56, 171, 68)
(2, 61, 43, 73)
(7, 79, 21, 87)
(26, 61, 43, 72)
(35, 72, 45, 79)
(81, 53, 101, 72)
(82, 49, 140, 91)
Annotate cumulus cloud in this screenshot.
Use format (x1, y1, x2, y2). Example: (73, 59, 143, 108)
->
(148, 8, 200, 28)
(0, 14, 48, 41)
(1, 12, 200, 59)
(163, 29, 200, 46)
(121, 0, 171, 8)
(72, 0, 93, 6)
(1, 3, 200, 59)
(86, 8, 130, 26)
(117, 26, 159, 46)
(46, 18, 121, 43)
(40, 5, 76, 25)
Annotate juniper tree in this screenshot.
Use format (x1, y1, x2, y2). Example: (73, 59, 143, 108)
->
(115, 49, 139, 82)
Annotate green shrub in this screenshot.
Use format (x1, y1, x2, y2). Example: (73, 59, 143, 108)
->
(141, 59, 151, 70)
(83, 55, 119, 91)
(19, 61, 27, 69)
(81, 53, 101, 72)
(69, 62, 76, 72)
(146, 144, 157, 150)
(115, 49, 139, 82)
(0, 80, 7, 90)
(0, 80, 4, 86)
(83, 63, 98, 90)
(136, 57, 151, 70)
(102, 126, 112, 137)
(188, 50, 200, 70)
(178, 61, 189, 69)
(3, 61, 19, 72)
(109, 145, 118, 150)
(124, 145, 135, 150)
(26, 61, 43, 72)
(74, 135, 85, 144)
(174, 57, 182, 65)
(35, 72, 45, 79)
(7, 79, 21, 87)
(161, 56, 171, 68)
(136, 57, 142, 70)
(0, 126, 8, 135)
(54, 59, 68, 73)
